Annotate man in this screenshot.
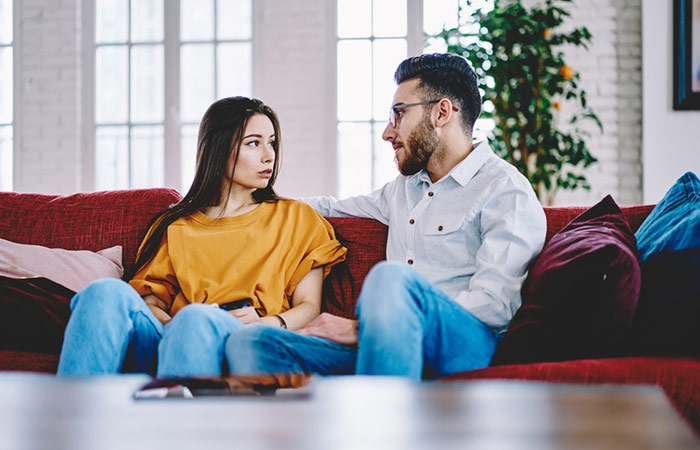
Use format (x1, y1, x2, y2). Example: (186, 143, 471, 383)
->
(226, 53, 546, 379)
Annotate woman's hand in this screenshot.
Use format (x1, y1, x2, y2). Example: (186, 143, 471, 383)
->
(228, 306, 261, 325)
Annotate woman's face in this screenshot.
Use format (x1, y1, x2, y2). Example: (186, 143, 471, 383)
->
(227, 114, 276, 191)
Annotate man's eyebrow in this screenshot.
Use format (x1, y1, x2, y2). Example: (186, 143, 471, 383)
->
(392, 102, 407, 108)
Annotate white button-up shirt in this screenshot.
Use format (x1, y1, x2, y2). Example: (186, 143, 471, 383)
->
(305, 141, 546, 332)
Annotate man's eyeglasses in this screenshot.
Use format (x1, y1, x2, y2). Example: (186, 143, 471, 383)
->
(389, 100, 459, 128)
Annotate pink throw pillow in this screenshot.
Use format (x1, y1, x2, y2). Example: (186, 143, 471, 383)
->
(0, 238, 124, 293)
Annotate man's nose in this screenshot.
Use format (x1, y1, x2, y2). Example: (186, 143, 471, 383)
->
(381, 122, 395, 142)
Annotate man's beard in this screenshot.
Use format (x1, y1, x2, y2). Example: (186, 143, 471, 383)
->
(398, 113, 441, 176)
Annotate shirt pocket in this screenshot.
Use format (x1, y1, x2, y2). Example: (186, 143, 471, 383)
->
(424, 213, 465, 236)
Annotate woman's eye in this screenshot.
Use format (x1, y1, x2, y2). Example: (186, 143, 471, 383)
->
(247, 140, 259, 147)
(268, 141, 276, 148)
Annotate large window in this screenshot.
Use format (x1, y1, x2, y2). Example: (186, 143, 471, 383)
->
(92, 0, 251, 193)
(0, 0, 11, 191)
(336, 0, 493, 197)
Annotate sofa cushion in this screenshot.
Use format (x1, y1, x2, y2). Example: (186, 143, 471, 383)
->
(635, 171, 700, 262)
(0, 238, 123, 292)
(0, 189, 183, 276)
(491, 195, 641, 365)
(0, 276, 73, 354)
(626, 246, 700, 357)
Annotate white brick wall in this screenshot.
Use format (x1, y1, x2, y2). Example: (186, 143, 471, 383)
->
(553, 0, 642, 206)
(11, 0, 643, 206)
(15, 0, 83, 195)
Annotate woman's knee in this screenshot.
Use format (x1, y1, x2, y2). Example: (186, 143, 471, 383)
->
(71, 278, 135, 311)
(167, 304, 218, 330)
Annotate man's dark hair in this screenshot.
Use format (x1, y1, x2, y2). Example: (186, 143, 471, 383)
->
(394, 53, 481, 133)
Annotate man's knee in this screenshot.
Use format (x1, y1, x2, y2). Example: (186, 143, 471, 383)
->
(357, 261, 416, 315)
(227, 325, 284, 355)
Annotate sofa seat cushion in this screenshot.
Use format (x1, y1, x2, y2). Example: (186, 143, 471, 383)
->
(0, 351, 59, 373)
(442, 356, 700, 436)
(491, 195, 641, 365)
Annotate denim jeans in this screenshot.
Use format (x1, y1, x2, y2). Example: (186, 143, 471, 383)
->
(57, 278, 245, 377)
(226, 261, 502, 380)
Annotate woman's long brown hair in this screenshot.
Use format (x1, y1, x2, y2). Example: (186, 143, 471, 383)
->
(126, 96, 282, 280)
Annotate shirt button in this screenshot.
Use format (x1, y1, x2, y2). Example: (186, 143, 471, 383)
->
(428, 192, 434, 197)
(438, 225, 443, 231)
(409, 219, 415, 224)
(407, 259, 414, 265)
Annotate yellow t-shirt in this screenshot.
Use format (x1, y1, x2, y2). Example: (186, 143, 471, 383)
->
(129, 199, 347, 317)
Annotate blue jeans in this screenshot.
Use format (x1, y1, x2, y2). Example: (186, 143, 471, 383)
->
(226, 261, 501, 380)
(57, 279, 245, 377)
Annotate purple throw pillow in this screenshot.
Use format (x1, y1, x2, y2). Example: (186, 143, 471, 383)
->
(0, 276, 73, 354)
(491, 195, 641, 365)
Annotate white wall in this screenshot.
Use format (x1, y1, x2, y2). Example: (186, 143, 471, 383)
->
(642, 0, 700, 204)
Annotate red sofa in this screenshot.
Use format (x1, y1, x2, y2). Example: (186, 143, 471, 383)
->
(0, 188, 698, 435)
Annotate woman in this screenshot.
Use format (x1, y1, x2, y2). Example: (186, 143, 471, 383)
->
(57, 97, 346, 377)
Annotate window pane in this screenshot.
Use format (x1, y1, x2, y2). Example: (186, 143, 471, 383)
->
(337, 40, 371, 121)
(131, 45, 164, 123)
(181, 0, 214, 41)
(131, 125, 164, 188)
(96, 126, 128, 190)
(181, 44, 215, 122)
(0, 47, 11, 124)
(217, 0, 251, 40)
(423, 0, 458, 36)
(337, 0, 370, 38)
(373, 0, 406, 37)
(131, 0, 163, 42)
(0, 0, 12, 45)
(373, 121, 395, 190)
(217, 43, 251, 97)
(337, 122, 372, 197)
(96, 46, 128, 123)
(0, 125, 11, 191)
(180, 124, 199, 193)
(95, 0, 127, 43)
(372, 39, 406, 120)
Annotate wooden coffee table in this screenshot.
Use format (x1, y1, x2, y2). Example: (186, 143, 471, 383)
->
(0, 373, 696, 449)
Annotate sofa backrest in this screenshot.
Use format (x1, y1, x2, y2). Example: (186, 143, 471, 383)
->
(324, 204, 656, 318)
(0, 189, 183, 276)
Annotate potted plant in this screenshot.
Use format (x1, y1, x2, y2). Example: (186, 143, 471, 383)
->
(433, 0, 602, 204)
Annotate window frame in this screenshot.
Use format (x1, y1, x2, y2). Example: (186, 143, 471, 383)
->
(334, 0, 424, 197)
(82, 0, 255, 193)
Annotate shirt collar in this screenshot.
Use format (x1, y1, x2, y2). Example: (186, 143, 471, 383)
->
(410, 140, 495, 187)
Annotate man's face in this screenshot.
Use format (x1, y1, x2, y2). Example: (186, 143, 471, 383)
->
(382, 79, 441, 176)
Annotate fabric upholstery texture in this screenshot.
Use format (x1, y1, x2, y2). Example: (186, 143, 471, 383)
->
(0, 189, 182, 276)
(491, 195, 641, 365)
(323, 217, 388, 318)
(635, 171, 700, 262)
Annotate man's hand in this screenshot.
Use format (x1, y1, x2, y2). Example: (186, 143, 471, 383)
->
(229, 306, 261, 325)
(297, 313, 358, 346)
